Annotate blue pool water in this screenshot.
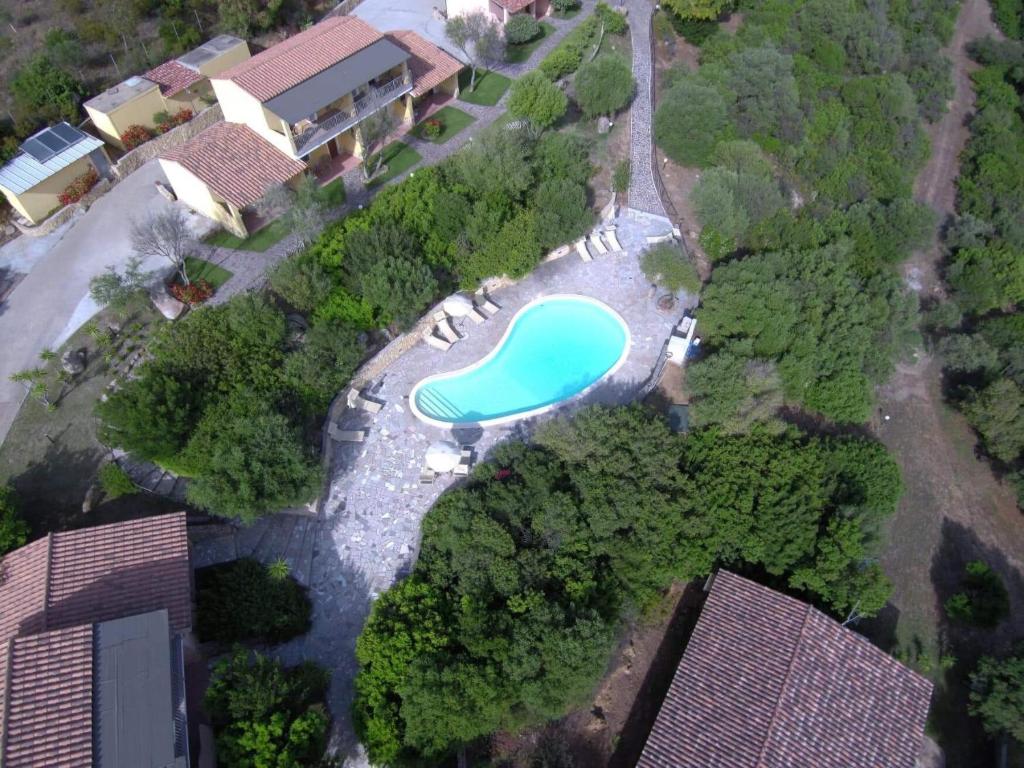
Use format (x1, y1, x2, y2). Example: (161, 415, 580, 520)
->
(412, 295, 629, 425)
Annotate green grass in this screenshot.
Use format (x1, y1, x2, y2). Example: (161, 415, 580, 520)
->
(183, 257, 233, 289)
(365, 142, 423, 187)
(203, 178, 345, 251)
(505, 22, 556, 63)
(412, 106, 477, 144)
(204, 220, 291, 252)
(458, 70, 513, 106)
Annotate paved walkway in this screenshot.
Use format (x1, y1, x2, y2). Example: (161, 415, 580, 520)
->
(625, 0, 666, 216)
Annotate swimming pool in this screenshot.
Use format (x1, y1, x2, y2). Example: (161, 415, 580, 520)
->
(410, 295, 630, 427)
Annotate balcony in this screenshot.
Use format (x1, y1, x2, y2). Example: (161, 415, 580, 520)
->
(292, 73, 413, 156)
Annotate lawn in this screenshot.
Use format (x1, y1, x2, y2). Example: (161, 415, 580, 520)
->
(183, 257, 233, 289)
(365, 142, 423, 187)
(412, 106, 477, 144)
(505, 22, 555, 64)
(458, 70, 512, 106)
(203, 178, 345, 251)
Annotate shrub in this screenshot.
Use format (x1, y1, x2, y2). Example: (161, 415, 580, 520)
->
(573, 55, 635, 118)
(505, 13, 542, 44)
(540, 45, 582, 80)
(641, 243, 701, 293)
(57, 167, 99, 206)
(595, 2, 628, 34)
(970, 649, 1024, 741)
(120, 124, 152, 150)
(99, 463, 136, 499)
(654, 78, 731, 166)
(552, 0, 581, 12)
(666, 12, 718, 42)
(613, 158, 630, 192)
(422, 118, 443, 138)
(268, 253, 337, 313)
(196, 558, 313, 644)
(945, 560, 1010, 627)
(0, 486, 29, 556)
(508, 71, 568, 128)
(169, 278, 214, 305)
(153, 108, 192, 134)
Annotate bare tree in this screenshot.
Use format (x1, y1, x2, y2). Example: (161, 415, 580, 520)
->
(259, 175, 330, 247)
(445, 11, 503, 91)
(359, 106, 399, 182)
(130, 208, 196, 286)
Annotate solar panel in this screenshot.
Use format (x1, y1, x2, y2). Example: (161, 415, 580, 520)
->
(20, 124, 83, 163)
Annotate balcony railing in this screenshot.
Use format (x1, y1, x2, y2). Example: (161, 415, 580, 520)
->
(292, 73, 413, 156)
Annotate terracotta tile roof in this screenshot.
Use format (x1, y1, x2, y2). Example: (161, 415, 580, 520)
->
(386, 30, 463, 98)
(2, 625, 94, 768)
(497, 0, 536, 14)
(216, 16, 383, 102)
(638, 571, 933, 768)
(163, 121, 307, 208)
(145, 60, 203, 97)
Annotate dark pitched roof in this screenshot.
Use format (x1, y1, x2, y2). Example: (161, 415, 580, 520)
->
(387, 30, 463, 98)
(144, 60, 203, 97)
(215, 16, 384, 102)
(638, 571, 933, 768)
(162, 122, 307, 208)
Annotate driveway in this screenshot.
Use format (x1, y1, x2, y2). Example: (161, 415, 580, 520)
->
(0, 160, 179, 446)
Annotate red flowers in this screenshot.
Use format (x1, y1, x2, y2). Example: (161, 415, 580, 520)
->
(156, 108, 194, 135)
(422, 118, 443, 139)
(169, 279, 214, 305)
(120, 124, 153, 150)
(58, 167, 100, 206)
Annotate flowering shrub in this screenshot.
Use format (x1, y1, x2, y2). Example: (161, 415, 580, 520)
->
(155, 108, 194, 134)
(58, 167, 100, 206)
(422, 118, 443, 138)
(120, 124, 152, 150)
(169, 278, 214, 305)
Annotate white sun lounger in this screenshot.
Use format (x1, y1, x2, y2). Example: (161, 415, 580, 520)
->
(433, 310, 448, 323)
(347, 387, 383, 413)
(328, 424, 367, 442)
(481, 297, 500, 314)
(589, 232, 609, 255)
(575, 239, 593, 262)
(419, 468, 437, 484)
(467, 307, 488, 324)
(453, 462, 470, 476)
(436, 317, 460, 343)
(424, 333, 452, 351)
(604, 229, 624, 252)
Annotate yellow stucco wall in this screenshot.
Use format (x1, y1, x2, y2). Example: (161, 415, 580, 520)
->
(197, 39, 250, 77)
(85, 86, 165, 149)
(160, 158, 246, 236)
(0, 155, 98, 224)
(212, 78, 296, 157)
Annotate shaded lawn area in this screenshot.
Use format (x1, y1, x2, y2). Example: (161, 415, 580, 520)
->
(412, 106, 476, 144)
(0, 301, 187, 537)
(458, 69, 512, 106)
(505, 22, 555, 63)
(183, 256, 233, 289)
(365, 142, 422, 187)
(203, 178, 345, 251)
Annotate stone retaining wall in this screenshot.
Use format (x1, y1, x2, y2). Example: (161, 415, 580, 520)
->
(113, 104, 223, 178)
(12, 178, 113, 238)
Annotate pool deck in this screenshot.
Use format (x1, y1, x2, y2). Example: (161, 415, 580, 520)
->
(197, 211, 685, 764)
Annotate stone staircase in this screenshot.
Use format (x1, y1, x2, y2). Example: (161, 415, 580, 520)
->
(115, 453, 188, 503)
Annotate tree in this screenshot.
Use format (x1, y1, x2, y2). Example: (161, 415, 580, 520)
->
(451, 125, 534, 200)
(258, 175, 329, 247)
(9, 368, 52, 410)
(217, 0, 285, 37)
(661, 0, 732, 20)
(573, 55, 635, 119)
(970, 649, 1024, 741)
(962, 379, 1024, 463)
(725, 45, 803, 143)
(946, 244, 1024, 314)
(268, 252, 337, 313)
(43, 29, 84, 71)
(641, 243, 701, 293)
(283, 319, 364, 412)
(944, 560, 1010, 627)
(533, 177, 592, 249)
(9, 54, 84, 130)
(508, 71, 568, 129)
(446, 12, 503, 91)
(89, 256, 151, 316)
(359, 106, 400, 182)
(654, 78, 731, 166)
(131, 208, 196, 286)
(0, 486, 29, 556)
(505, 13, 542, 44)
(692, 166, 784, 247)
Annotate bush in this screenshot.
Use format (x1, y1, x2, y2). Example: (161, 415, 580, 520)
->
(945, 560, 1010, 627)
(970, 649, 1024, 741)
(641, 243, 701, 293)
(508, 71, 568, 128)
(655, 78, 731, 166)
(422, 118, 443, 138)
(154, 107, 193, 134)
(540, 45, 583, 80)
(169, 278, 214, 305)
(666, 12, 718, 42)
(595, 2, 628, 34)
(506, 13, 542, 44)
(57, 167, 99, 206)
(613, 159, 630, 192)
(196, 558, 313, 644)
(10, 54, 83, 130)
(268, 253, 337, 313)
(552, 0, 581, 12)
(0, 486, 29, 556)
(120, 124, 152, 150)
(573, 55, 635, 118)
(99, 463, 136, 499)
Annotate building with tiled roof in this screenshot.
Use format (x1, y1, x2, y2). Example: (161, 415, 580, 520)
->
(637, 571, 933, 768)
(85, 34, 250, 150)
(0, 513, 193, 768)
(162, 15, 462, 238)
(447, 0, 551, 25)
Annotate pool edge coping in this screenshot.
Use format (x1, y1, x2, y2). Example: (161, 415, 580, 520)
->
(409, 293, 633, 429)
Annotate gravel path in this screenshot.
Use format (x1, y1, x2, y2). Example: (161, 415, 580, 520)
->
(625, 0, 666, 217)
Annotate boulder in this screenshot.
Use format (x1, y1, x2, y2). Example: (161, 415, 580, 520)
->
(150, 286, 187, 319)
(82, 483, 100, 514)
(596, 116, 611, 135)
(155, 181, 177, 202)
(61, 348, 87, 375)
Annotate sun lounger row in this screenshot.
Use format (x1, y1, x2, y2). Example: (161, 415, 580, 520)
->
(576, 227, 624, 261)
(328, 423, 367, 443)
(420, 446, 476, 484)
(424, 294, 501, 351)
(347, 387, 383, 413)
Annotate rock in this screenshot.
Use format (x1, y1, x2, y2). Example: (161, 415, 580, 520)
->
(597, 116, 611, 135)
(4, 224, 14, 236)
(61, 348, 87, 375)
(150, 285, 187, 319)
(107, 319, 122, 335)
(155, 181, 176, 202)
(82, 483, 100, 513)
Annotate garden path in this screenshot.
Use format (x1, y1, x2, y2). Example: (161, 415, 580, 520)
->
(624, 0, 666, 217)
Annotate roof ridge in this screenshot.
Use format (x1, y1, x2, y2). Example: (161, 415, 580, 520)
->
(40, 534, 53, 632)
(754, 601, 815, 768)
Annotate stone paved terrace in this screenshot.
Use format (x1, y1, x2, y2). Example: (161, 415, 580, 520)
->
(257, 213, 685, 765)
